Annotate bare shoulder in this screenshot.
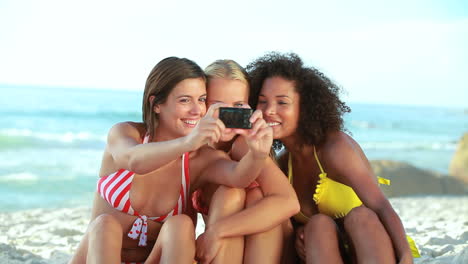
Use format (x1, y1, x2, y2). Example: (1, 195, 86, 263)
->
(109, 121, 145, 134)
(321, 131, 376, 182)
(322, 131, 356, 153)
(108, 122, 145, 142)
(320, 131, 362, 166)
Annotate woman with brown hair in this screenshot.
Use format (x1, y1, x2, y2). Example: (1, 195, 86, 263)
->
(69, 56, 275, 264)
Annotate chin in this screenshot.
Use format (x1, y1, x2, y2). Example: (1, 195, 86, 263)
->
(271, 128, 281, 138)
(272, 131, 284, 140)
(179, 127, 193, 137)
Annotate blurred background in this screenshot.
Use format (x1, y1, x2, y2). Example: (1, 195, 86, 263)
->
(1, 0, 467, 212)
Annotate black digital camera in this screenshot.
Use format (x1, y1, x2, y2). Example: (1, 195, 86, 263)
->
(219, 107, 253, 129)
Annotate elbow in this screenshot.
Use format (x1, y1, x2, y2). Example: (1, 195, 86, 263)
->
(288, 194, 301, 216)
(285, 188, 300, 217)
(277, 191, 300, 218)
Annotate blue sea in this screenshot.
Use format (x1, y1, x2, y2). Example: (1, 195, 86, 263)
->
(1, 85, 467, 212)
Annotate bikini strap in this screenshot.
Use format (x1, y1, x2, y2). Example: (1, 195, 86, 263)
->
(181, 152, 190, 211)
(313, 146, 325, 174)
(143, 133, 150, 144)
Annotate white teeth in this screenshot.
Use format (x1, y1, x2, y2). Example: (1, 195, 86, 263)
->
(267, 122, 280, 127)
(184, 120, 198, 125)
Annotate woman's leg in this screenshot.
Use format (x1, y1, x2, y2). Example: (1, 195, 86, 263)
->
(69, 193, 105, 264)
(86, 214, 124, 264)
(204, 185, 246, 264)
(68, 231, 89, 264)
(303, 214, 343, 264)
(243, 187, 284, 264)
(280, 220, 297, 264)
(146, 214, 196, 264)
(343, 206, 395, 264)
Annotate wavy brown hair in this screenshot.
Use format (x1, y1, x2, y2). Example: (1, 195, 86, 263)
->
(142, 57, 206, 140)
(247, 52, 350, 147)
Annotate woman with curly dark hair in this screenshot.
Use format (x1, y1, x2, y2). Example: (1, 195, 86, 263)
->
(247, 52, 418, 264)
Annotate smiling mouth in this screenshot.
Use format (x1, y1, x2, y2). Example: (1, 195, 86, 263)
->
(183, 119, 198, 125)
(267, 122, 280, 127)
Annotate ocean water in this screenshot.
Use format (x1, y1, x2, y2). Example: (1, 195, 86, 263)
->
(1, 85, 467, 212)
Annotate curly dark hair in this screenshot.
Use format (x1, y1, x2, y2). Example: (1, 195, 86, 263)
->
(247, 52, 350, 147)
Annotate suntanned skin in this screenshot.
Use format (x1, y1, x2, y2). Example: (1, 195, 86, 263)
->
(257, 76, 413, 264)
(194, 77, 300, 264)
(69, 77, 274, 264)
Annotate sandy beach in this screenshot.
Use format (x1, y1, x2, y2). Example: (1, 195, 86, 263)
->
(0, 196, 467, 264)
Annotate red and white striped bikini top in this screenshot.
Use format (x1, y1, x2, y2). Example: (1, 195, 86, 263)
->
(96, 134, 190, 247)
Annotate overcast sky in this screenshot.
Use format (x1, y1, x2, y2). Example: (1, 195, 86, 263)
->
(1, 0, 467, 107)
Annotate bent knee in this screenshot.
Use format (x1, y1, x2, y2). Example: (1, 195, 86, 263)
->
(304, 214, 336, 235)
(344, 206, 380, 231)
(89, 214, 122, 233)
(162, 214, 195, 237)
(245, 187, 263, 207)
(214, 186, 246, 209)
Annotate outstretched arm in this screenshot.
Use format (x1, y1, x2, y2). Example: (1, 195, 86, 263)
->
(107, 122, 194, 174)
(108, 104, 227, 175)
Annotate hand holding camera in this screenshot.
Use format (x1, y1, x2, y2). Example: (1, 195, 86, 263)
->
(219, 107, 253, 129)
(225, 108, 272, 160)
(187, 103, 226, 150)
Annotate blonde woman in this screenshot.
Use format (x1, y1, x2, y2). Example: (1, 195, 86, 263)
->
(193, 59, 299, 264)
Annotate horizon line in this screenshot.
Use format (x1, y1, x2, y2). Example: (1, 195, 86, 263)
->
(1, 82, 466, 110)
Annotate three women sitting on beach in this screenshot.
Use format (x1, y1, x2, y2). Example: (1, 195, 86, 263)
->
(70, 53, 417, 264)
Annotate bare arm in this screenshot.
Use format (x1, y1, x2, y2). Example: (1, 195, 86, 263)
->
(107, 122, 194, 174)
(195, 130, 299, 262)
(195, 158, 299, 262)
(209, 157, 299, 236)
(199, 148, 268, 188)
(327, 132, 413, 263)
(108, 104, 228, 175)
(205, 135, 299, 236)
(199, 109, 274, 188)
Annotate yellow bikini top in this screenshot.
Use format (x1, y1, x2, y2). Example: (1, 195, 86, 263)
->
(288, 148, 420, 258)
(288, 147, 390, 222)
